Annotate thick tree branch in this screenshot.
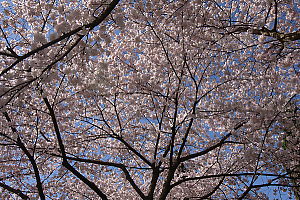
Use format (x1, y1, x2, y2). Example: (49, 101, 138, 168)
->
(51, 154, 146, 200)
(0, 0, 120, 77)
(146, 166, 160, 200)
(0, 51, 20, 58)
(179, 133, 231, 163)
(229, 26, 300, 42)
(0, 182, 29, 199)
(3, 112, 46, 200)
(43, 97, 108, 199)
(158, 164, 179, 200)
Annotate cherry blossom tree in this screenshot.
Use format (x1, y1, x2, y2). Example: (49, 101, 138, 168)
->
(0, 0, 299, 199)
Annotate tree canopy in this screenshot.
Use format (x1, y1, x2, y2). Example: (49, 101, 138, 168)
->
(0, 0, 299, 199)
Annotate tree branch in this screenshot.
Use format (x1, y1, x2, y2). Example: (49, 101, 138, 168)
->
(3, 112, 46, 200)
(0, 0, 120, 77)
(51, 154, 146, 199)
(0, 182, 29, 199)
(179, 133, 231, 163)
(43, 97, 108, 199)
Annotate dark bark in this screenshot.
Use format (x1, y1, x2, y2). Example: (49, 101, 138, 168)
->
(43, 98, 108, 200)
(0, 0, 121, 77)
(3, 112, 46, 200)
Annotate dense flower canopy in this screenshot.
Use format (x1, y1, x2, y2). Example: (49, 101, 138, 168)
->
(0, 0, 299, 199)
